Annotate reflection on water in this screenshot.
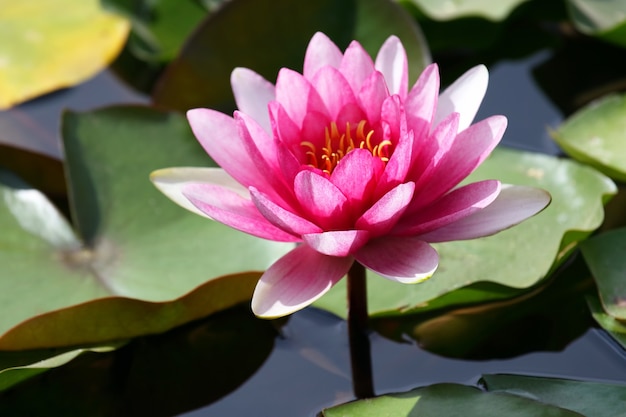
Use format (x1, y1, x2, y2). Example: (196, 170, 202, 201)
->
(183, 309, 626, 417)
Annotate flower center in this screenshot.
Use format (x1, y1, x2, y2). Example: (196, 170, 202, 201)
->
(300, 120, 392, 175)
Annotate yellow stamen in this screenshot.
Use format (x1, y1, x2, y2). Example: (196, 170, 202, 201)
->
(300, 120, 394, 174)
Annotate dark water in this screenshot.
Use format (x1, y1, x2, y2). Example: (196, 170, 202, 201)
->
(2, 43, 626, 417)
(181, 310, 626, 416)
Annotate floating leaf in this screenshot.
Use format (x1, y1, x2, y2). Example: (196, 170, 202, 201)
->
(0, 343, 123, 392)
(0, 307, 275, 415)
(401, 0, 530, 21)
(587, 295, 626, 350)
(0, 106, 291, 350)
(0, 0, 130, 109)
(152, 0, 430, 112)
(552, 93, 626, 182)
(370, 255, 594, 359)
(322, 382, 582, 416)
(566, 0, 626, 48)
(482, 374, 626, 417)
(316, 147, 615, 317)
(581, 228, 626, 320)
(102, 0, 211, 62)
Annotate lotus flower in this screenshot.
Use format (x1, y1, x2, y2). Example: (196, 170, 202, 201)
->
(151, 32, 550, 318)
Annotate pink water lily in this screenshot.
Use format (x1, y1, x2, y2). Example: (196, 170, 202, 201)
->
(151, 32, 550, 318)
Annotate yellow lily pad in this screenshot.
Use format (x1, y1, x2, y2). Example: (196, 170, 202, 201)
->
(0, 0, 130, 109)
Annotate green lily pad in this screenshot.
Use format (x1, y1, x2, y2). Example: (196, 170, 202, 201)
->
(370, 255, 593, 359)
(581, 228, 626, 320)
(482, 374, 626, 417)
(566, 0, 626, 48)
(152, 0, 430, 112)
(553, 93, 626, 182)
(0, 0, 130, 109)
(402, 0, 529, 21)
(322, 382, 582, 416)
(102, 0, 212, 62)
(316, 147, 615, 318)
(587, 295, 626, 350)
(0, 106, 291, 350)
(0, 306, 276, 415)
(0, 342, 123, 392)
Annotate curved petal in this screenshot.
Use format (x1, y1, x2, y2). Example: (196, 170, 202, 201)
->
(358, 71, 389, 125)
(182, 182, 300, 242)
(434, 64, 488, 132)
(311, 66, 357, 120)
(380, 95, 403, 144)
(294, 170, 350, 230)
(151, 167, 248, 218)
(187, 108, 266, 190)
(231, 67, 275, 133)
(412, 115, 505, 209)
(418, 185, 551, 243)
(394, 180, 501, 235)
(331, 148, 384, 213)
(250, 187, 322, 236)
(340, 40, 375, 94)
(302, 229, 370, 257)
(276, 68, 326, 126)
(377, 130, 413, 196)
(251, 245, 353, 318)
(375, 35, 409, 98)
(303, 32, 343, 79)
(355, 237, 438, 283)
(408, 112, 460, 193)
(356, 182, 415, 236)
(405, 63, 439, 142)
(269, 101, 305, 157)
(235, 111, 297, 208)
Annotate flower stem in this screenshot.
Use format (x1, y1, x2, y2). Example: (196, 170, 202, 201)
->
(347, 261, 375, 399)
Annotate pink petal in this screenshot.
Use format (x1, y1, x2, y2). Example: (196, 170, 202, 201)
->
(418, 185, 551, 242)
(302, 229, 370, 256)
(405, 63, 439, 143)
(276, 68, 326, 127)
(294, 170, 350, 230)
(330, 148, 384, 214)
(187, 108, 265, 190)
(269, 101, 307, 157)
(235, 111, 280, 173)
(151, 167, 246, 218)
(182, 183, 300, 242)
(303, 32, 343, 79)
(298, 109, 332, 151)
(375, 36, 409, 99)
(376, 129, 413, 196)
(358, 71, 389, 125)
(434, 64, 489, 132)
(250, 187, 322, 236)
(356, 182, 415, 236)
(412, 115, 506, 208)
(230, 67, 275, 133)
(355, 236, 438, 283)
(394, 179, 501, 235)
(340, 40, 376, 94)
(408, 112, 460, 193)
(311, 66, 357, 120)
(234, 112, 297, 208)
(379, 95, 403, 143)
(251, 244, 353, 317)
(334, 102, 368, 131)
